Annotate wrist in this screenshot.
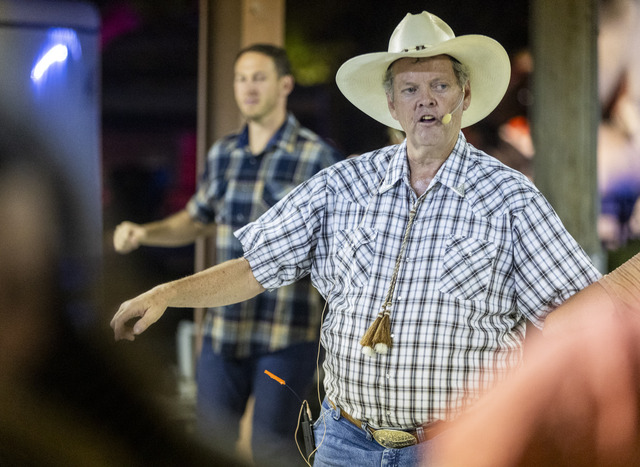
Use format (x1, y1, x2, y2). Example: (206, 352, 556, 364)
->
(137, 225, 150, 245)
(152, 282, 178, 307)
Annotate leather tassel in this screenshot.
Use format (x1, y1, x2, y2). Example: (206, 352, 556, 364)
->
(360, 311, 392, 356)
(359, 198, 422, 357)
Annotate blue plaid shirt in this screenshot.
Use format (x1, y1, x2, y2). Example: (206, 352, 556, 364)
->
(236, 133, 601, 428)
(187, 113, 342, 358)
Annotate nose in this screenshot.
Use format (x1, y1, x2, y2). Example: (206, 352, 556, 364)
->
(417, 88, 436, 108)
(237, 78, 257, 91)
(241, 80, 255, 91)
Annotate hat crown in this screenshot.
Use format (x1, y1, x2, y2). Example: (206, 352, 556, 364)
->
(388, 11, 455, 53)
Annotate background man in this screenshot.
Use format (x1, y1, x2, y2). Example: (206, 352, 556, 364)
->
(113, 44, 341, 465)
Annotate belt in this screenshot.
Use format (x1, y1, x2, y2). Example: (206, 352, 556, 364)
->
(328, 400, 446, 449)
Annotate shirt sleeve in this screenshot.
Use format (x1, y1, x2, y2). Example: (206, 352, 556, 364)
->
(185, 145, 219, 224)
(512, 192, 602, 327)
(235, 170, 329, 290)
(186, 187, 216, 224)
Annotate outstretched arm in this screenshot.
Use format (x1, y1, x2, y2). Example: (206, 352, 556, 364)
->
(110, 257, 265, 341)
(113, 209, 216, 253)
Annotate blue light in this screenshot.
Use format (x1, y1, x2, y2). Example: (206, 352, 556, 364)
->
(30, 28, 81, 83)
(31, 44, 68, 81)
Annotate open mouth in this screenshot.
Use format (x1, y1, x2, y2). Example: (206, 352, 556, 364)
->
(419, 115, 436, 122)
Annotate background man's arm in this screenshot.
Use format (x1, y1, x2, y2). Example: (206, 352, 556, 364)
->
(113, 209, 216, 253)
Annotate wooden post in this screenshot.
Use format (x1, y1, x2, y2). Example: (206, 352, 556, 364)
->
(530, 0, 604, 269)
(241, 0, 285, 47)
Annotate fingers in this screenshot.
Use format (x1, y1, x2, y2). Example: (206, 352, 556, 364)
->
(110, 290, 168, 341)
(110, 299, 141, 341)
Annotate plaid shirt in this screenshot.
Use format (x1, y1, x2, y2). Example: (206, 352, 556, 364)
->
(236, 133, 601, 428)
(187, 113, 342, 358)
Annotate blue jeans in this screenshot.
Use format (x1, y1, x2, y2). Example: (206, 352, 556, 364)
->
(312, 399, 437, 467)
(196, 337, 318, 466)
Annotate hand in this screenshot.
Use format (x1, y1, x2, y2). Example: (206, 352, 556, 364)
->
(113, 221, 145, 253)
(110, 286, 169, 341)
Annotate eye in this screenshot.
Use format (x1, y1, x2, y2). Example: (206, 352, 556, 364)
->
(401, 86, 417, 94)
(433, 83, 449, 92)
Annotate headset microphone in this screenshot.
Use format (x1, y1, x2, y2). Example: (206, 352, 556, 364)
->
(441, 90, 465, 125)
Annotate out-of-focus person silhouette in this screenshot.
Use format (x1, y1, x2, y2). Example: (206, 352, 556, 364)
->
(0, 115, 248, 466)
(431, 252, 640, 467)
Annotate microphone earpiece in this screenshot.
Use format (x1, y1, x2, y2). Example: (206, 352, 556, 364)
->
(441, 90, 465, 125)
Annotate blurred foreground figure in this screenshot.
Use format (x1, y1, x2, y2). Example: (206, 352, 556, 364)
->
(432, 253, 640, 467)
(0, 116, 247, 466)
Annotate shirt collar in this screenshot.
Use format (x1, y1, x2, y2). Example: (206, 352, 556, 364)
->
(436, 132, 468, 197)
(379, 141, 406, 193)
(379, 132, 468, 198)
(236, 112, 299, 154)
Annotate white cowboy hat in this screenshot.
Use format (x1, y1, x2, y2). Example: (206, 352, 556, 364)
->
(336, 11, 511, 130)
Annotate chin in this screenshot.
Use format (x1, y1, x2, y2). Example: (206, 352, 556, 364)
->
(242, 112, 263, 122)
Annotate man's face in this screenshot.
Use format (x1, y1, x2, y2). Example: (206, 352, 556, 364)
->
(387, 55, 469, 154)
(233, 51, 288, 123)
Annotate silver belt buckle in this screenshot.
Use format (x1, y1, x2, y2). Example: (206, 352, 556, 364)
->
(372, 429, 417, 449)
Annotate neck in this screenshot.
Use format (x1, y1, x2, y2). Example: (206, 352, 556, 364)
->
(247, 110, 287, 155)
(408, 162, 440, 197)
(406, 142, 454, 196)
(406, 147, 447, 176)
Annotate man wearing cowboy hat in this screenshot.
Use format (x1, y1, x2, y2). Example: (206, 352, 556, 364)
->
(110, 12, 600, 466)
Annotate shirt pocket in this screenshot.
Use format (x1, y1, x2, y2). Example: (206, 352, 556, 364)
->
(334, 227, 377, 288)
(438, 236, 497, 301)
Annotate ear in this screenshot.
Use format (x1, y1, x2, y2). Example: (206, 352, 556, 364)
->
(281, 75, 294, 97)
(463, 83, 471, 111)
(387, 92, 399, 121)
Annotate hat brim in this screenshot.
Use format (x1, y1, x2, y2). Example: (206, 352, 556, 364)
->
(336, 35, 511, 130)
